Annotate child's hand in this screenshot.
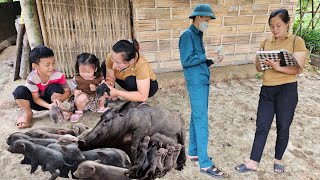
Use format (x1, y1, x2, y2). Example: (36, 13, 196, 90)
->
(52, 98, 62, 107)
(89, 84, 96, 92)
(74, 90, 82, 97)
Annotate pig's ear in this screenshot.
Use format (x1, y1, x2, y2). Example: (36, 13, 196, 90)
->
(25, 132, 31, 136)
(61, 145, 67, 152)
(20, 143, 26, 151)
(90, 166, 96, 174)
(94, 159, 101, 163)
(40, 132, 47, 138)
(78, 140, 85, 145)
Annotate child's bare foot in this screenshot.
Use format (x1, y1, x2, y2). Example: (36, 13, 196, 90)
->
(16, 113, 32, 129)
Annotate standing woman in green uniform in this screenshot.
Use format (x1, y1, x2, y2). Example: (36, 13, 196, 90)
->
(179, 4, 225, 178)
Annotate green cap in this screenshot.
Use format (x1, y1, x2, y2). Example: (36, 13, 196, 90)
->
(189, 4, 216, 19)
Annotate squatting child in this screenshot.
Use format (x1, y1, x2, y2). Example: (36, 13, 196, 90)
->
(13, 45, 71, 128)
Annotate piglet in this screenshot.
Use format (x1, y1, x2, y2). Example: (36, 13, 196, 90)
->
(31, 126, 76, 136)
(50, 104, 64, 123)
(47, 143, 85, 178)
(7, 139, 73, 180)
(96, 83, 111, 107)
(6, 132, 56, 146)
(74, 160, 129, 180)
(56, 134, 79, 145)
(82, 148, 131, 168)
(25, 129, 63, 139)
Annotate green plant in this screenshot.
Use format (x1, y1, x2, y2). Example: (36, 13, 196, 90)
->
(303, 29, 320, 55)
(293, 0, 320, 55)
(255, 73, 262, 79)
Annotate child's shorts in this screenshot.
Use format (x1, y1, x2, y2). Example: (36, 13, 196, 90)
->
(12, 84, 64, 111)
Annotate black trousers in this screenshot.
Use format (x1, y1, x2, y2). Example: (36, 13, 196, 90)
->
(116, 76, 158, 98)
(12, 84, 64, 111)
(250, 82, 298, 162)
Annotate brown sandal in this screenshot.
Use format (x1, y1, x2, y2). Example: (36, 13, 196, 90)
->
(16, 116, 31, 129)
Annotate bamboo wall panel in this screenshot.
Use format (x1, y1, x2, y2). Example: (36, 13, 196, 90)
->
(40, 0, 132, 77)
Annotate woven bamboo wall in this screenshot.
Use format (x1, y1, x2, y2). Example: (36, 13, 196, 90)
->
(39, 0, 132, 77)
(132, 0, 298, 72)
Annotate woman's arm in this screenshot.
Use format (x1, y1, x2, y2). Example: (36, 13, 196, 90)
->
(105, 68, 116, 86)
(255, 56, 263, 72)
(264, 51, 307, 75)
(107, 78, 150, 102)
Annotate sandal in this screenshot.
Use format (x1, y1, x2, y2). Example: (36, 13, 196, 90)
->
(200, 165, 225, 178)
(235, 164, 257, 173)
(16, 115, 31, 129)
(274, 164, 284, 173)
(96, 107, 109, 113)
(70, 111, 83, 123)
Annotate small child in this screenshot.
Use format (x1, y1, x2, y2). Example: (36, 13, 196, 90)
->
(69, 53, 106, 122)
(12, 45, 71, 129)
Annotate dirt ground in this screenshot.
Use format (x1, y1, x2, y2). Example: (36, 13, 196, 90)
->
(0, 46, 319, 180)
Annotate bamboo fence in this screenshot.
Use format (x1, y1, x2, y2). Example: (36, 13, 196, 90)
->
(38, 0, 132, 77)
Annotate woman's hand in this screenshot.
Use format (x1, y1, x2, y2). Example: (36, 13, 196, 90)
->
(104, 83, 118, 100)
(262, 59, 280, 71)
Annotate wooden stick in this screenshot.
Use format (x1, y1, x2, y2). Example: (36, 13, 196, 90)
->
(14, 23, 25, 81)
(20, 32, 31, 80)
(35, 0, 48, 45)
(20, 0, 44, 49)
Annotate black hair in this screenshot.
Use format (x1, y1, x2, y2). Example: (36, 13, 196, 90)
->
(112, 39, 140, 62)
(29, 45, 54, 65)
(268, 8, 290, 25)
(75, 53, 101, 78)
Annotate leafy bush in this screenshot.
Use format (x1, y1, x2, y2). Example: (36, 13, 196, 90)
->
(303, 29, 320, 55)
(293, 0, 320, 55)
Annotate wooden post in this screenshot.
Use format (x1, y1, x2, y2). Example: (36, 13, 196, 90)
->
(20, 32, 31, 80)
(20, 0, 43, 49)
(14, 23, 25, 81)
(36, 0, 48, 45)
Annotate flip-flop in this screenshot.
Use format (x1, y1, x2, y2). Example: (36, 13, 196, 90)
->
(274, 164, 284, 173)
(16, 116, 31, 129)
(235, 164, 257, 173)
(96, 107, 109, 113)
(200, 165, 225, 178)
(70, 111, 83, 123)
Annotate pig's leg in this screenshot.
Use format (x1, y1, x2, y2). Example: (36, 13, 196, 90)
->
(172, 144, 182, 169)
(48, 170, 60, 180)
(129, 125, 150, 163)
(20, 156, 31, 164)
(125, 136, 150, 178)
(30, 162, 39, 174)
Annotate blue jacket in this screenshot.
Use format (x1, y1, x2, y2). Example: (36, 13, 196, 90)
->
(179, 24, 210, 85)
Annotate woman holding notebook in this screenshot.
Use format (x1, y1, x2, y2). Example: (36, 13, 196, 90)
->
(235, 8, 308, 173)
